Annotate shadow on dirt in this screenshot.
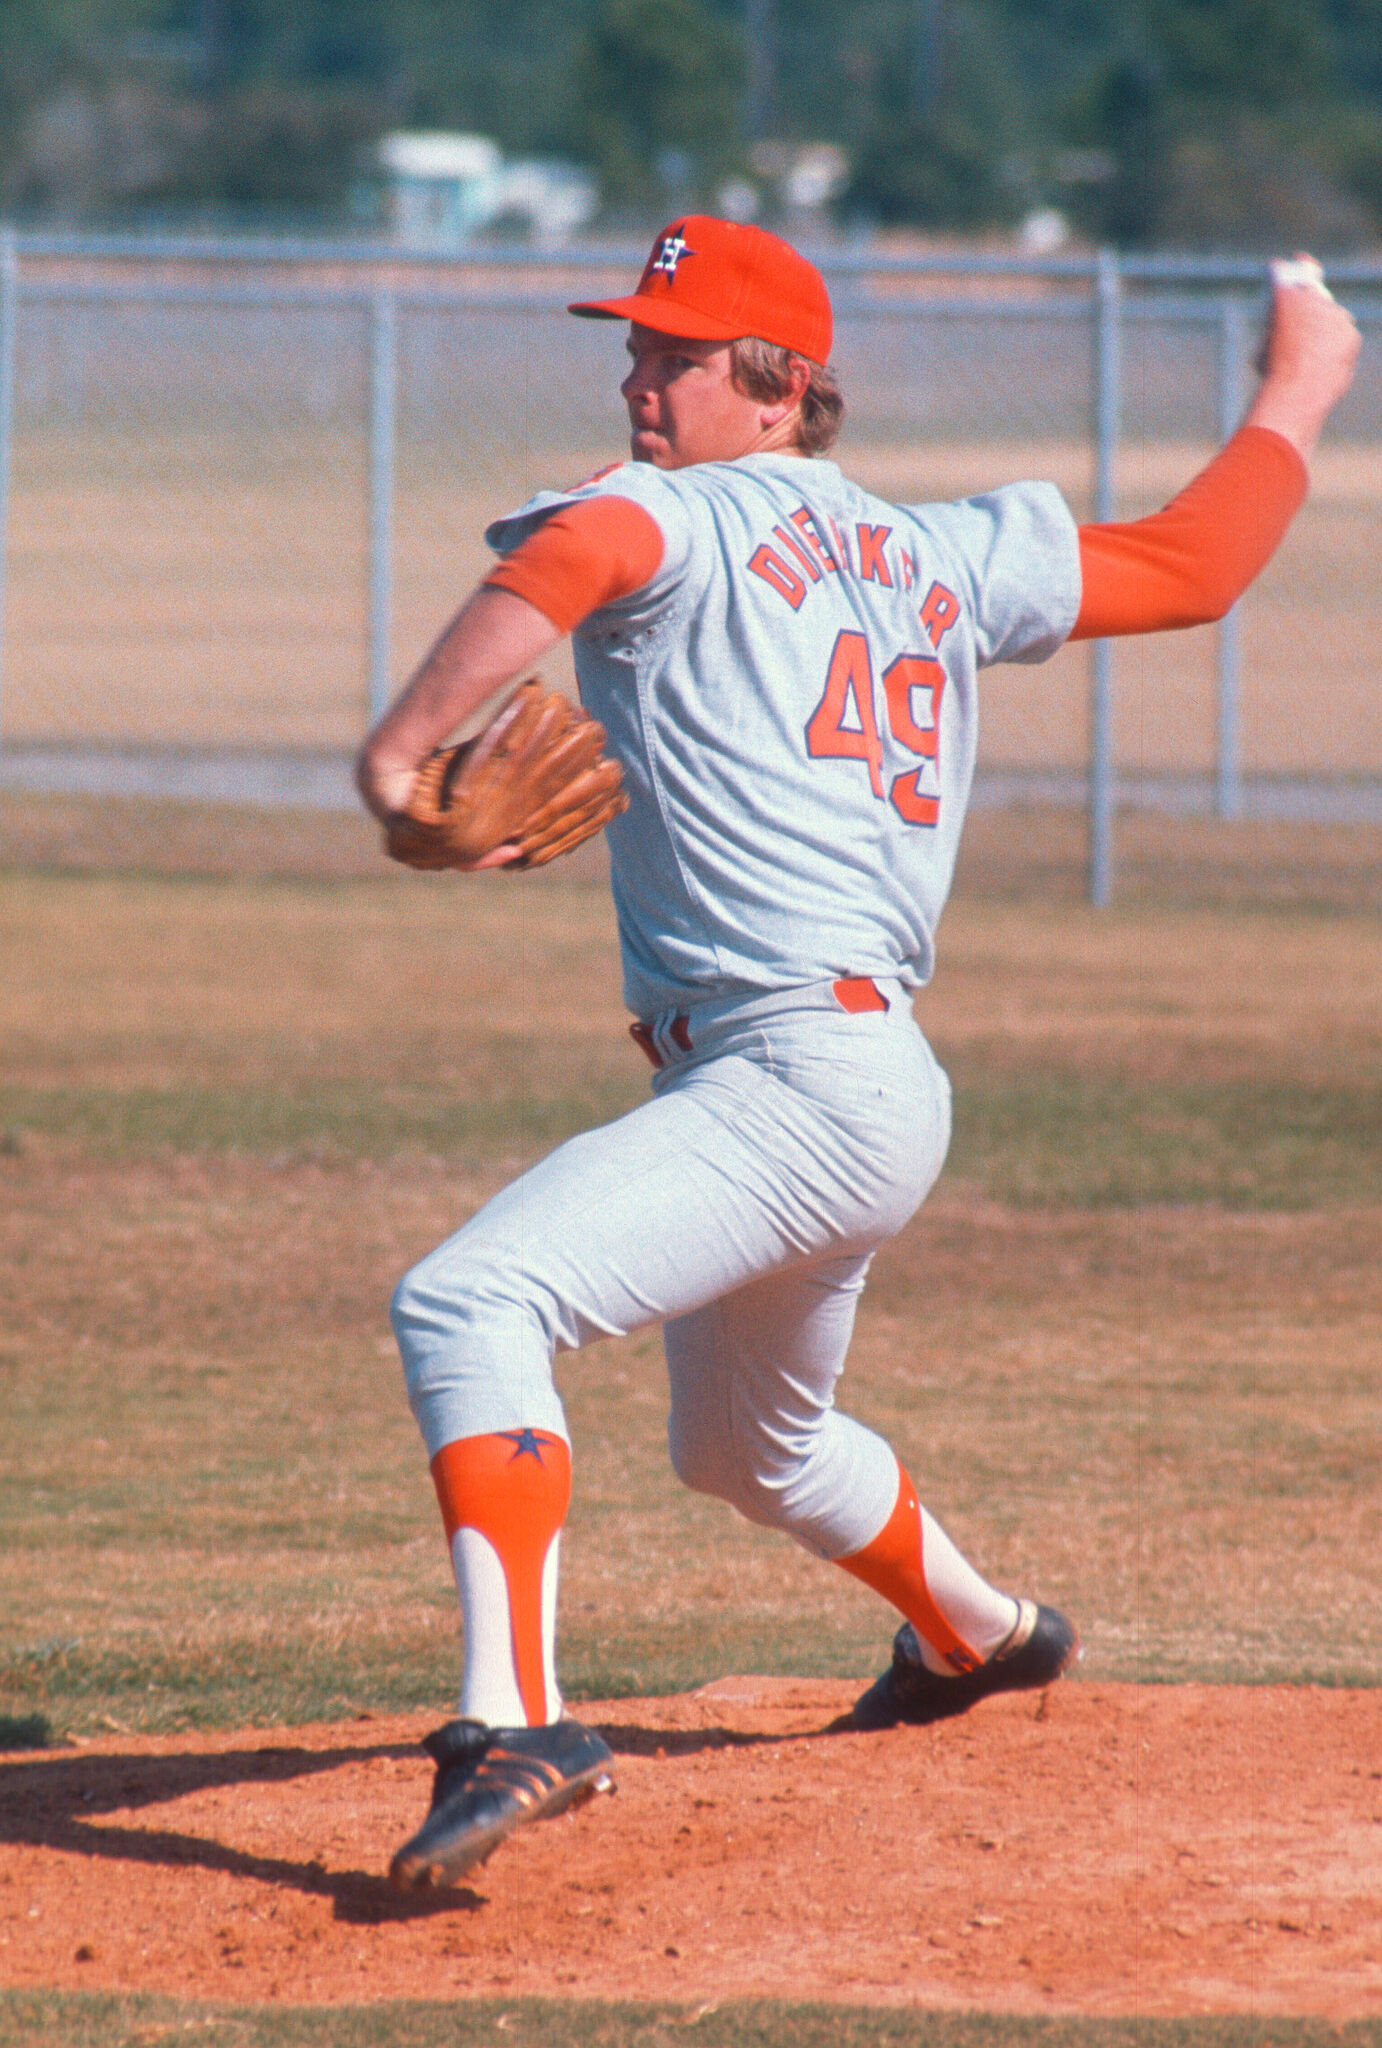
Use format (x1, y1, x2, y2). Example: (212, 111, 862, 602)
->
(597, 1721, 849, 1759)
(0, 1741, 482, 1921)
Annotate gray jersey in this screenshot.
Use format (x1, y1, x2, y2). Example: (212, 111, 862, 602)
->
(487, 453, 1079, 1018)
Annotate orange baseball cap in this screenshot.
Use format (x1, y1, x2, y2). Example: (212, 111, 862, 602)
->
(569, 215, 833, 365)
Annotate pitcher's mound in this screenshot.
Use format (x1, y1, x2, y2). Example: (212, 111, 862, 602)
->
(2, 1681, 1378, 2016)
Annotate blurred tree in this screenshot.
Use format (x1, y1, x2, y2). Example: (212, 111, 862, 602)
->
(1060, 54, 1177, 245)
(1327, 0, 1382, 93)
(845, 114, 1015, 230)
(396, 1, 589, 157)
(1321, 0, 1382, 227)
(1151, 0, 1325, 110)
(566, 0, 745, 209)
(840, 0, 1032, 232)
(0, 0, 1380, 241)
(1053, 0, 1367, 245)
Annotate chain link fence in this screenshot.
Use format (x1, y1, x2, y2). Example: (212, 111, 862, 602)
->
(0, 233, 1379, 896)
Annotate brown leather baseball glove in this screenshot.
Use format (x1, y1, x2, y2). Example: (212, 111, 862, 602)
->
(384, 679, 628, 872)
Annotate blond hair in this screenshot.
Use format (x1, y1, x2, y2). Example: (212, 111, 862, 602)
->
(729, 336, 844, 457)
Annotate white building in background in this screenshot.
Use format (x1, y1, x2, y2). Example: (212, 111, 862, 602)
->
(741, 141, 851, 219)
(379, 132, 500, 242)
(378, 131, 598, 247)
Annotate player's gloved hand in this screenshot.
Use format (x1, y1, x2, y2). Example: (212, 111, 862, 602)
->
(383, 678, 628, 872)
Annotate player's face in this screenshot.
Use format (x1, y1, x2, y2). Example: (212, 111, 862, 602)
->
(620, 327, 771, 469)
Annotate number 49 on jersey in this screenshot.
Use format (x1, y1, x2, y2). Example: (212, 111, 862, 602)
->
(806, 629, 947, 826)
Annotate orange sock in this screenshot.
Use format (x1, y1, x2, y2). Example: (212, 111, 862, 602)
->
(836, 1462, 984, 1675)
(430, 1429, 571, 1727)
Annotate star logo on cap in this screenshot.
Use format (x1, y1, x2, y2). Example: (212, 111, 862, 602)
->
(651, 231, 694, 278)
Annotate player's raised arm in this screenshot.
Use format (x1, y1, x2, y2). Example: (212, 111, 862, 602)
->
(1070, 255, 1361, 642)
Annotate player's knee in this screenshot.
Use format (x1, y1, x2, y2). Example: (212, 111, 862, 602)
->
(390, 1254, 507, 1399)
(390, 1262, 441, 1403)
(668, 1408, 767, 1512)
(392, 1243, 548, 1353)
(731, 1458, 808, 1530)
(390, 1256, 440, 1352)
(666, 1409, 726, 1499)
(668, 1409, 805, 1528)
(390, 1255, 565, 1456)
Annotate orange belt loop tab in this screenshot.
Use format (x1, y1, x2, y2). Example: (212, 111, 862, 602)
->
(833, 976, 888, 1014)
(629, 1021, 661, 1068)
(629, 1015, 693, 1068)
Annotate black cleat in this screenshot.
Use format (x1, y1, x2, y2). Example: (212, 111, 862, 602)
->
(390, 1716, 615, 1891)
(850, 1601, 1080, 1731)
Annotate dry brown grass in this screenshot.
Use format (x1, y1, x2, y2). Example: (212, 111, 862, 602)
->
(0, 804, 1378, 1732)
(3, 787, 1380, 910)
(2, 1154, 1376, 1728)
(5, 433, 1380, 778)
(927, 888, 1382, 1088)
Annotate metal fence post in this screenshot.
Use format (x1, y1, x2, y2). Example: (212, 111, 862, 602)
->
(1215, 294, 1246, 819)
(1089, 247, 1121, 906)
(367, 286, 397, 728)
(0, 227, 18, 743)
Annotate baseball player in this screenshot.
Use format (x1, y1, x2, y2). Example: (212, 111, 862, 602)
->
(356, 220, 1359, 1890)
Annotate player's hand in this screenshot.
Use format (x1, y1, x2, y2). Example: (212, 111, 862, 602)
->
(1246, 254, 1361, 461)
(356, 753, 522, 864)
(378, 679, 627, 874)
(355, 749, 419, 823)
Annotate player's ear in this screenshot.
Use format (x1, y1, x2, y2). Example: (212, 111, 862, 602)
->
(761, 355, 811, 429)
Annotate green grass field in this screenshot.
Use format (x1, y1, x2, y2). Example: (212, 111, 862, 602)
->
(2, 1991, 1380, 2048)
(1, 798, 1379, 2043)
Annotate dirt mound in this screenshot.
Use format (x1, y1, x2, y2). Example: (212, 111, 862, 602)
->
(1, 1681, 1377, 2016)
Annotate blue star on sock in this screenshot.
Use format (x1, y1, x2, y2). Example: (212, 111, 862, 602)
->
(499, 1428, 549, 1463)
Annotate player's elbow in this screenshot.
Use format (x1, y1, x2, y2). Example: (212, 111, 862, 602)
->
(1130, 564, 1243, 633)
(1183, 566, 1241, 625)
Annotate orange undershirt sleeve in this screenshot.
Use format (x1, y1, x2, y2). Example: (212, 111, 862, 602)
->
(483, 494, 666, 634)
(486, 434, 1306, 646)
(1071, 425, 1308, 641)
